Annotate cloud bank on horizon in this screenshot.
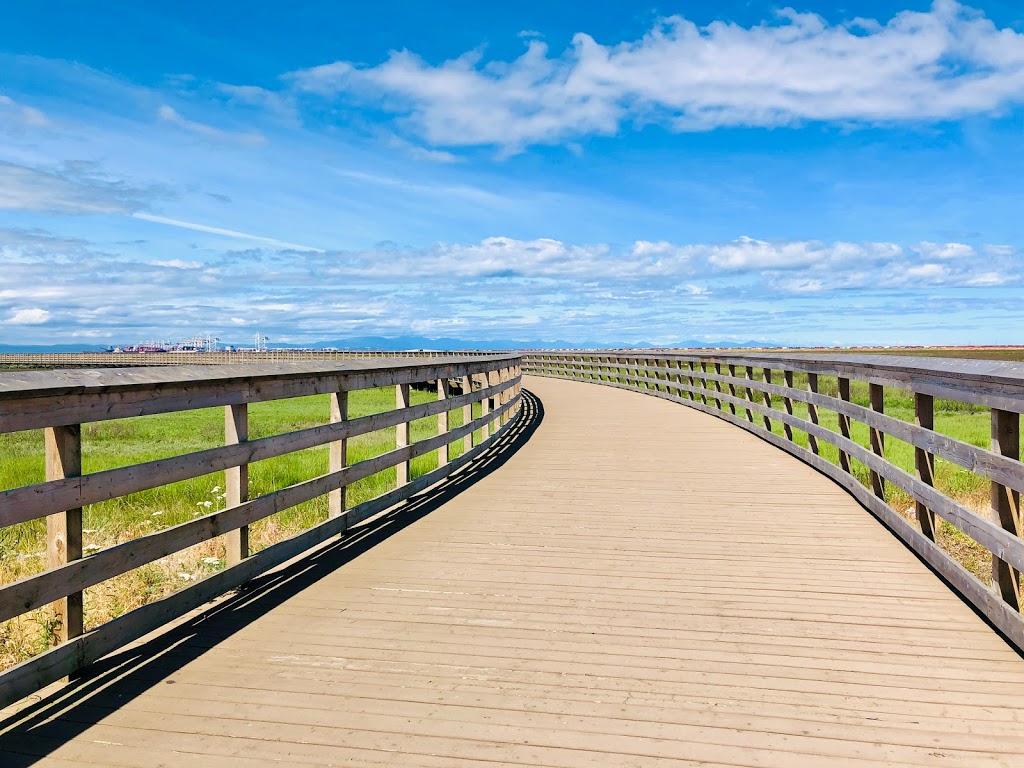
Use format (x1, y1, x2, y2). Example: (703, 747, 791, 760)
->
(0, 0, 1022, 346)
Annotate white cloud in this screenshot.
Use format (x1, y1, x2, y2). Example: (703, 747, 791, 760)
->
(287, 1, 1024, 149)
(0, 94, 49, 132)
(149, 259, 203, 269)
(157, 105, 266, 146)
(911, 242, 976, 259)
(7, 308, 51, 325)
(0, 161, 156, 214)
(0, 225, 1018, 345)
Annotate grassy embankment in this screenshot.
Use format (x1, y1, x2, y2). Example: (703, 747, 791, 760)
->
(0, 385, 484, 670)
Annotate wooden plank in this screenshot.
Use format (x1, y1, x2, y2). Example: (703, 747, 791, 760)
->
(869, 383, 886, 500)
(44, 424, 83, 647)
(915, 393, 936, 540)
(225, 403, 249, 567)
(328, 389, 348, 528)
(991, 409, 1021, 611)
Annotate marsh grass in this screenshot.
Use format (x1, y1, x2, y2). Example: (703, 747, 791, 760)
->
(0, 385, 489, 670)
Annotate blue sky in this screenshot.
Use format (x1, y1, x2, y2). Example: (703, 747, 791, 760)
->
(1, 0, 1023, 346)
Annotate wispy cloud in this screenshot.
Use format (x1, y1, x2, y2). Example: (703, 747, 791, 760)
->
(132, 212, 325, 252)
(157, 105, 266, 146)
(0, 160, 158, 214)
(288, 1, 1024, 150)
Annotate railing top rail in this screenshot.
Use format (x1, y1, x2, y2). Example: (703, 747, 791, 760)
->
(527, 351, 1024, 402)
(0, 354, 519, 399)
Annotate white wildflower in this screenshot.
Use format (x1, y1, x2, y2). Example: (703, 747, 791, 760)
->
(151, 511, 163, 516)
(84, 544, 101, 553)
(178, 572, 194, 581)
(202, 557, 220, 565)
(211, 486, 221, 493)
(201, 501, 213, 508)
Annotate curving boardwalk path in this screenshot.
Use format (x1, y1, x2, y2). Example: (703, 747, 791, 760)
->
(2, 376, 1024, 766)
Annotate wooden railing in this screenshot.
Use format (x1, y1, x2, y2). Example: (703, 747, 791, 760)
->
(0, 350, 511, 368)
(0, 354, 522, 706)
(524, 351, 1024, 651)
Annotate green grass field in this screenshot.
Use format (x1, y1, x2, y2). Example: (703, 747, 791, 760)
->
(0, 384, 487, 668)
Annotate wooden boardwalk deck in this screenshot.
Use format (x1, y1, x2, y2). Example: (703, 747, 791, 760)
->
(2, 375, 1023, 767)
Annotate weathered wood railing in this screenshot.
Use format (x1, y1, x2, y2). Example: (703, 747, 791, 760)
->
(524, 351, 1024, 651)
(0, 350, 511, 368)
(0, 355, 522, 706)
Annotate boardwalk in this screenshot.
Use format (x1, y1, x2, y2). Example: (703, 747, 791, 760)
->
(2, 375, 1023, 766)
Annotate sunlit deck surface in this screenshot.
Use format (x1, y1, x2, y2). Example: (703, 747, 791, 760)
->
(2, 376, 1022, 767)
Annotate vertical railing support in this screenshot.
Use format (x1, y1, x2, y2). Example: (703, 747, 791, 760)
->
(727, 364, 738, 415)
(479, 373, 491, 441)
(328, 390, 348, 530)
(914, 393, 936, 540)
(806, 373, 820, 455)
(744, 366, 755, 422)
(782, 370, 795, 441)
(838, 377, 853, 473)
(396, 383, 411, 486)
(225, 404, 249, 566)
(45, 424, 83, 648)
(437, 378, 450, 467)
(761, 369, 773, 432)
(462, 375, 473, 453)
(991, 409, 1021, 610)
(869, 383, 886, 500)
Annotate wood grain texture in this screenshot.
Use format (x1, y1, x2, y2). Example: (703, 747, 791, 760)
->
(4, 376, 1022, 768)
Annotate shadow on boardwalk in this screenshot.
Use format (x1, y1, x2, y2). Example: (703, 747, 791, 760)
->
(0, 391, 544, 765)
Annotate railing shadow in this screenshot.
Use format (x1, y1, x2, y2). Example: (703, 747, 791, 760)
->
(0, 390, 544, 764)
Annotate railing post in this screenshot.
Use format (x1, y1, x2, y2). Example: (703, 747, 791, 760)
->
(462, 375, 473, 452)
(479, 373, 491, 440)
(914, 393, 936, 540)
(437, 378, 450, 467)
(838, 377, 852, 473)
(869, 383, 886, 500)
(328, 390, 348, 529)
(687, 361, 697, 400)
(761, 369, 773, 432)
(45, 424, 83, 647)
(806, 373, 820, 455)
(225, 404, 249, 566)
(396, 383, 411, 486)
(712, 363, 723, 410)
(727, 364, 738, 415)
(744, 366, 755, 422)
(991, 409, 1021, 610)
(782, 370, 795, 441)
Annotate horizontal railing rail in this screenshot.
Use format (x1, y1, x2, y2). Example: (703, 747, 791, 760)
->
(0, 354, 522, 707)
(0, 350, 513, 368)
(524, 351, 1024, 652)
